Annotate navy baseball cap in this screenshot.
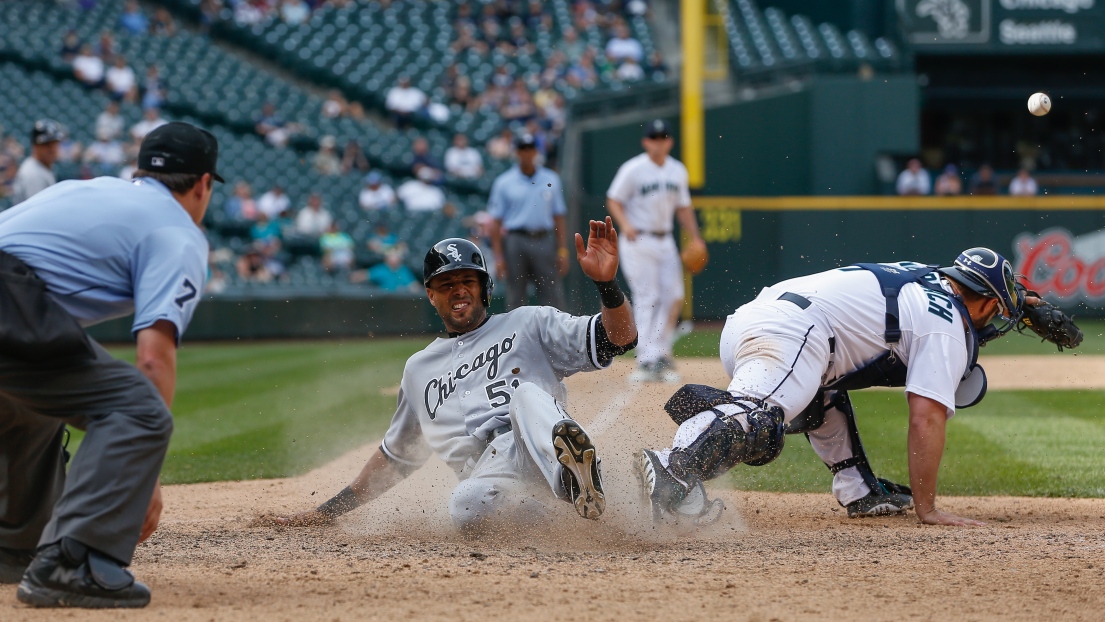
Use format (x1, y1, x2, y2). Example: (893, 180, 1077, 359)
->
(514, 132, 537, 149)
(643, 119, 671, 139)
(32, 119, 66, 145)
(138, 121, 224, 182)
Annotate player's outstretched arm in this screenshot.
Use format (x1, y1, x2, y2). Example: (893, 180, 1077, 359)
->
(576, 216, 636, 346)
(906, 393, 984, 527)
(276, 448, 407, 526)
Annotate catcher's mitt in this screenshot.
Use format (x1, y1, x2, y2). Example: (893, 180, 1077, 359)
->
(1018, 291, 1083, 351)
(681, 241, 709, 275)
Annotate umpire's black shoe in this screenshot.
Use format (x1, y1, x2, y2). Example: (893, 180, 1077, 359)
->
(16, 538, 150, 608)
(0, 546, 35, 584)
(553, 419, 606, 520)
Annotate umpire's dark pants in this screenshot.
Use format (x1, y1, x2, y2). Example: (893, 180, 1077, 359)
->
(503, 231, 564, 311)
(0, 253, 172, 566)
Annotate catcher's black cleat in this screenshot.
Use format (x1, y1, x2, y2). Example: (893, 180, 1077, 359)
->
(635, 449, 724, 526)
(553, 419, 605, 520)
(846, 491, 914, 518)
(17, 538, 150, 609)
(0, 546, 34, 584)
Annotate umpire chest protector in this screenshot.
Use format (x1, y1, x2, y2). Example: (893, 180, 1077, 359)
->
(826, 263, 986, 409)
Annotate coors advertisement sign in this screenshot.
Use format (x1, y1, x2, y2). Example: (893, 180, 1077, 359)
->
(1013, 227, 1105, 307)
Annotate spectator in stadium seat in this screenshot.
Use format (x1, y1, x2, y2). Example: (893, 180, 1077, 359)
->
(321, 90, 347, 119)
(385, 76, 427, 130)
(251, 212, 283, 244)
(81, 127, 126, 176)
(487, 127, 514, 161)
(234, 0, 266, 26)
(118, 0, 149, 34)
(224, 181, 259, 221)
(397, 178, 446, 212)
(96, 30, 115, 61)
(605, 24, 644, 63)
(359, 172, 397, 211)
(616, 56, 645, 82)
(294, 193, 333, 238)
(645, 51, 668, 80)
(198, 0, 221, 33)
(411, 138, 444, 184)
(280, 0, 310, 26)
(141, 64, 167, 110)
(117, 142, 139, 180)
(320, 222, 356, 273)
(367, 249, 419, 292)
(506, 18, 535, 55)
(95, 100, 125, 141)
(72, 44, 105, 88)
(969, 163, 999, 196)
(130, 107, 167, 142)
(560, 27, 587, 62)
(255, 102, 299, 148)
(502, 79, 537, 123)
(451, 23, 488, 55)
(450, 78, 477, 113)
(149, 8, 177, 35)
(105, 55, 137, 102)
(895, 158, 931, 195)
(60, 30, 81, 64)
(314, 136, 341, 177)
(258, 184, 291, 219)
(366, 221, 404, 257)
(933, 164, 963, 196)
(566, 50, 599, 89)
(237, 247, 274, 284)
(445, 133, 484, 180)
(1008, 168, 1039, 196)
(341, 139, 370, 175)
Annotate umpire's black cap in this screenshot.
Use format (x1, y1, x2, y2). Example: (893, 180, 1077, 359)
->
(32, 119, 66, 145)
(643, 119, 671, 139)
(138, 121, 225, 183)
(514, 132, 538, 149)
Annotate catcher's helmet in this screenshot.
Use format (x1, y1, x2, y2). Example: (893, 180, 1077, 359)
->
(423, 238, 493, 306)
(939, 247, 1022, 318)
(31, 119, 66, 145)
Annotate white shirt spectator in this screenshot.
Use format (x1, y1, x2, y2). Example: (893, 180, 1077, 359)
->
(258, 189, 291, 218)
(83, 139, 126, 167)
(130, 115, 168, 141)
(294, 205, 333, 237)
(445, 145, 484, 179)
(385, 85, 428, 114)
(105, 64, 136, 97)
(615, 59, 645, 81)
(281, 0, 310, 25)
(605, 36, 644, 62)
(895, 167, 931, 195)
(1009, 173, 1039, 196)
(397, 179, 446, 212)
(359, 183, 397, 211)
(96, 110, 125, 141)
(73, 53, 104, 84)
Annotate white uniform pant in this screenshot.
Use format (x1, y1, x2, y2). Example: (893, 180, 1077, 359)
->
(449, 383, 582, 529)
(619, 234, 684, 365)
(669, 298, 872, 505)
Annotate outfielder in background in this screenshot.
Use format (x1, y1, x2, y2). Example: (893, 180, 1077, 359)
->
(606, 119, 707, 384)
(0, 122, 219, 607)
(280, 218, 636, 530)
(637, 248, 1081, 527)
(10, 119, 65, 205)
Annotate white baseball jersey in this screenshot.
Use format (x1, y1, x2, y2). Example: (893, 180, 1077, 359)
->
(750, 261, 970, 414)
(11, 157, 56, 205)
(606, 153, 691, 233)
(381, 306, 612, 475)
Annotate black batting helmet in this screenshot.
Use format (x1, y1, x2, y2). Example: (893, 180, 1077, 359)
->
(423, 238, 493, 306)
(31, 119, 66, 145)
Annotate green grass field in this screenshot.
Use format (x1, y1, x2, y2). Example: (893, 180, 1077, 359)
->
(77, 331, 1105, 497)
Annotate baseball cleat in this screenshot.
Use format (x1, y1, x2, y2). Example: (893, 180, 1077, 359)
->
(656, 358, 681, 384)
(635, 449, 724, 526)
(0, 546, 34, 584)
(845, 491, 914, 518)
(16, 539, 150, 609)
(553, 419, 605, 520)
(628, 362, 659, 383)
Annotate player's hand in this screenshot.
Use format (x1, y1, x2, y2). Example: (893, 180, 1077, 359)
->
(138, 479, 163, 543)
(575, 217, 619, 282)
(916, 508, 985, 527)
(273, 509, 335, 527)
(556, 252, 570, 276)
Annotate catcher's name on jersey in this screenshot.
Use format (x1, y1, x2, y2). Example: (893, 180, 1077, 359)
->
(383, 306, 612, 474)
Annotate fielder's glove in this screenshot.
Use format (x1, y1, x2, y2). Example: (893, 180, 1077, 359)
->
(1018, 290, 1084, 351)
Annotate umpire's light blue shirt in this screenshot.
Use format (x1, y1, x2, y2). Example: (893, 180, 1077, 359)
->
(0, 176, 208, 341)
(486, 165, 566, 231)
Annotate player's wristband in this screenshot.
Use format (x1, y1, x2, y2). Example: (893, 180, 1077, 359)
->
(316, 486, 362, 518)
(593, 279, 625, 309)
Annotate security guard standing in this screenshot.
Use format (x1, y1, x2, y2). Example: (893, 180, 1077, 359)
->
(487, 132, 569, 310)
(11, 120, 65, 205)
(0, 122, 220, 608)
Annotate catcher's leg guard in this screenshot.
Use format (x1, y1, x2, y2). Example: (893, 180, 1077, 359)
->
(666, 399, 785, 483)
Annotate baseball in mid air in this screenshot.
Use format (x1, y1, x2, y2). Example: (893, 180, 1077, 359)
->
(1028, 92, 1051, 116)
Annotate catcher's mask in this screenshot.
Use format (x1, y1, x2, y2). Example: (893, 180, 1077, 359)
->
(423, 238, 494, 307)
(939, 247, 1024, 339)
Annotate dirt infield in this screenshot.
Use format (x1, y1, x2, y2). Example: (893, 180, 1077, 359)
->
(5, 356, 1105, 621)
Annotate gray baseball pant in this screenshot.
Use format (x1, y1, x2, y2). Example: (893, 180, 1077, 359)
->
(502, 232, 564, 310)
(449, 383, 580, 530)
(0, 342, 172, 566)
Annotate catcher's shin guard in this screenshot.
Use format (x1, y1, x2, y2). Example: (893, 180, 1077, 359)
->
(666, 400, 785, 483)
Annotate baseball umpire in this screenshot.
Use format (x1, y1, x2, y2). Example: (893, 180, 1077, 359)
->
(10, 119, 65, 205)
(0, 122, 219, 607)
(279, 218, 636, 531)
(637, 248, 1081, 527)
(606, 119, 706, 384)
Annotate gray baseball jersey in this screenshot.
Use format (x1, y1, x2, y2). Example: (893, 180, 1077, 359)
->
(11, 157, 56, 205)
(381, 306, 612, 475)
